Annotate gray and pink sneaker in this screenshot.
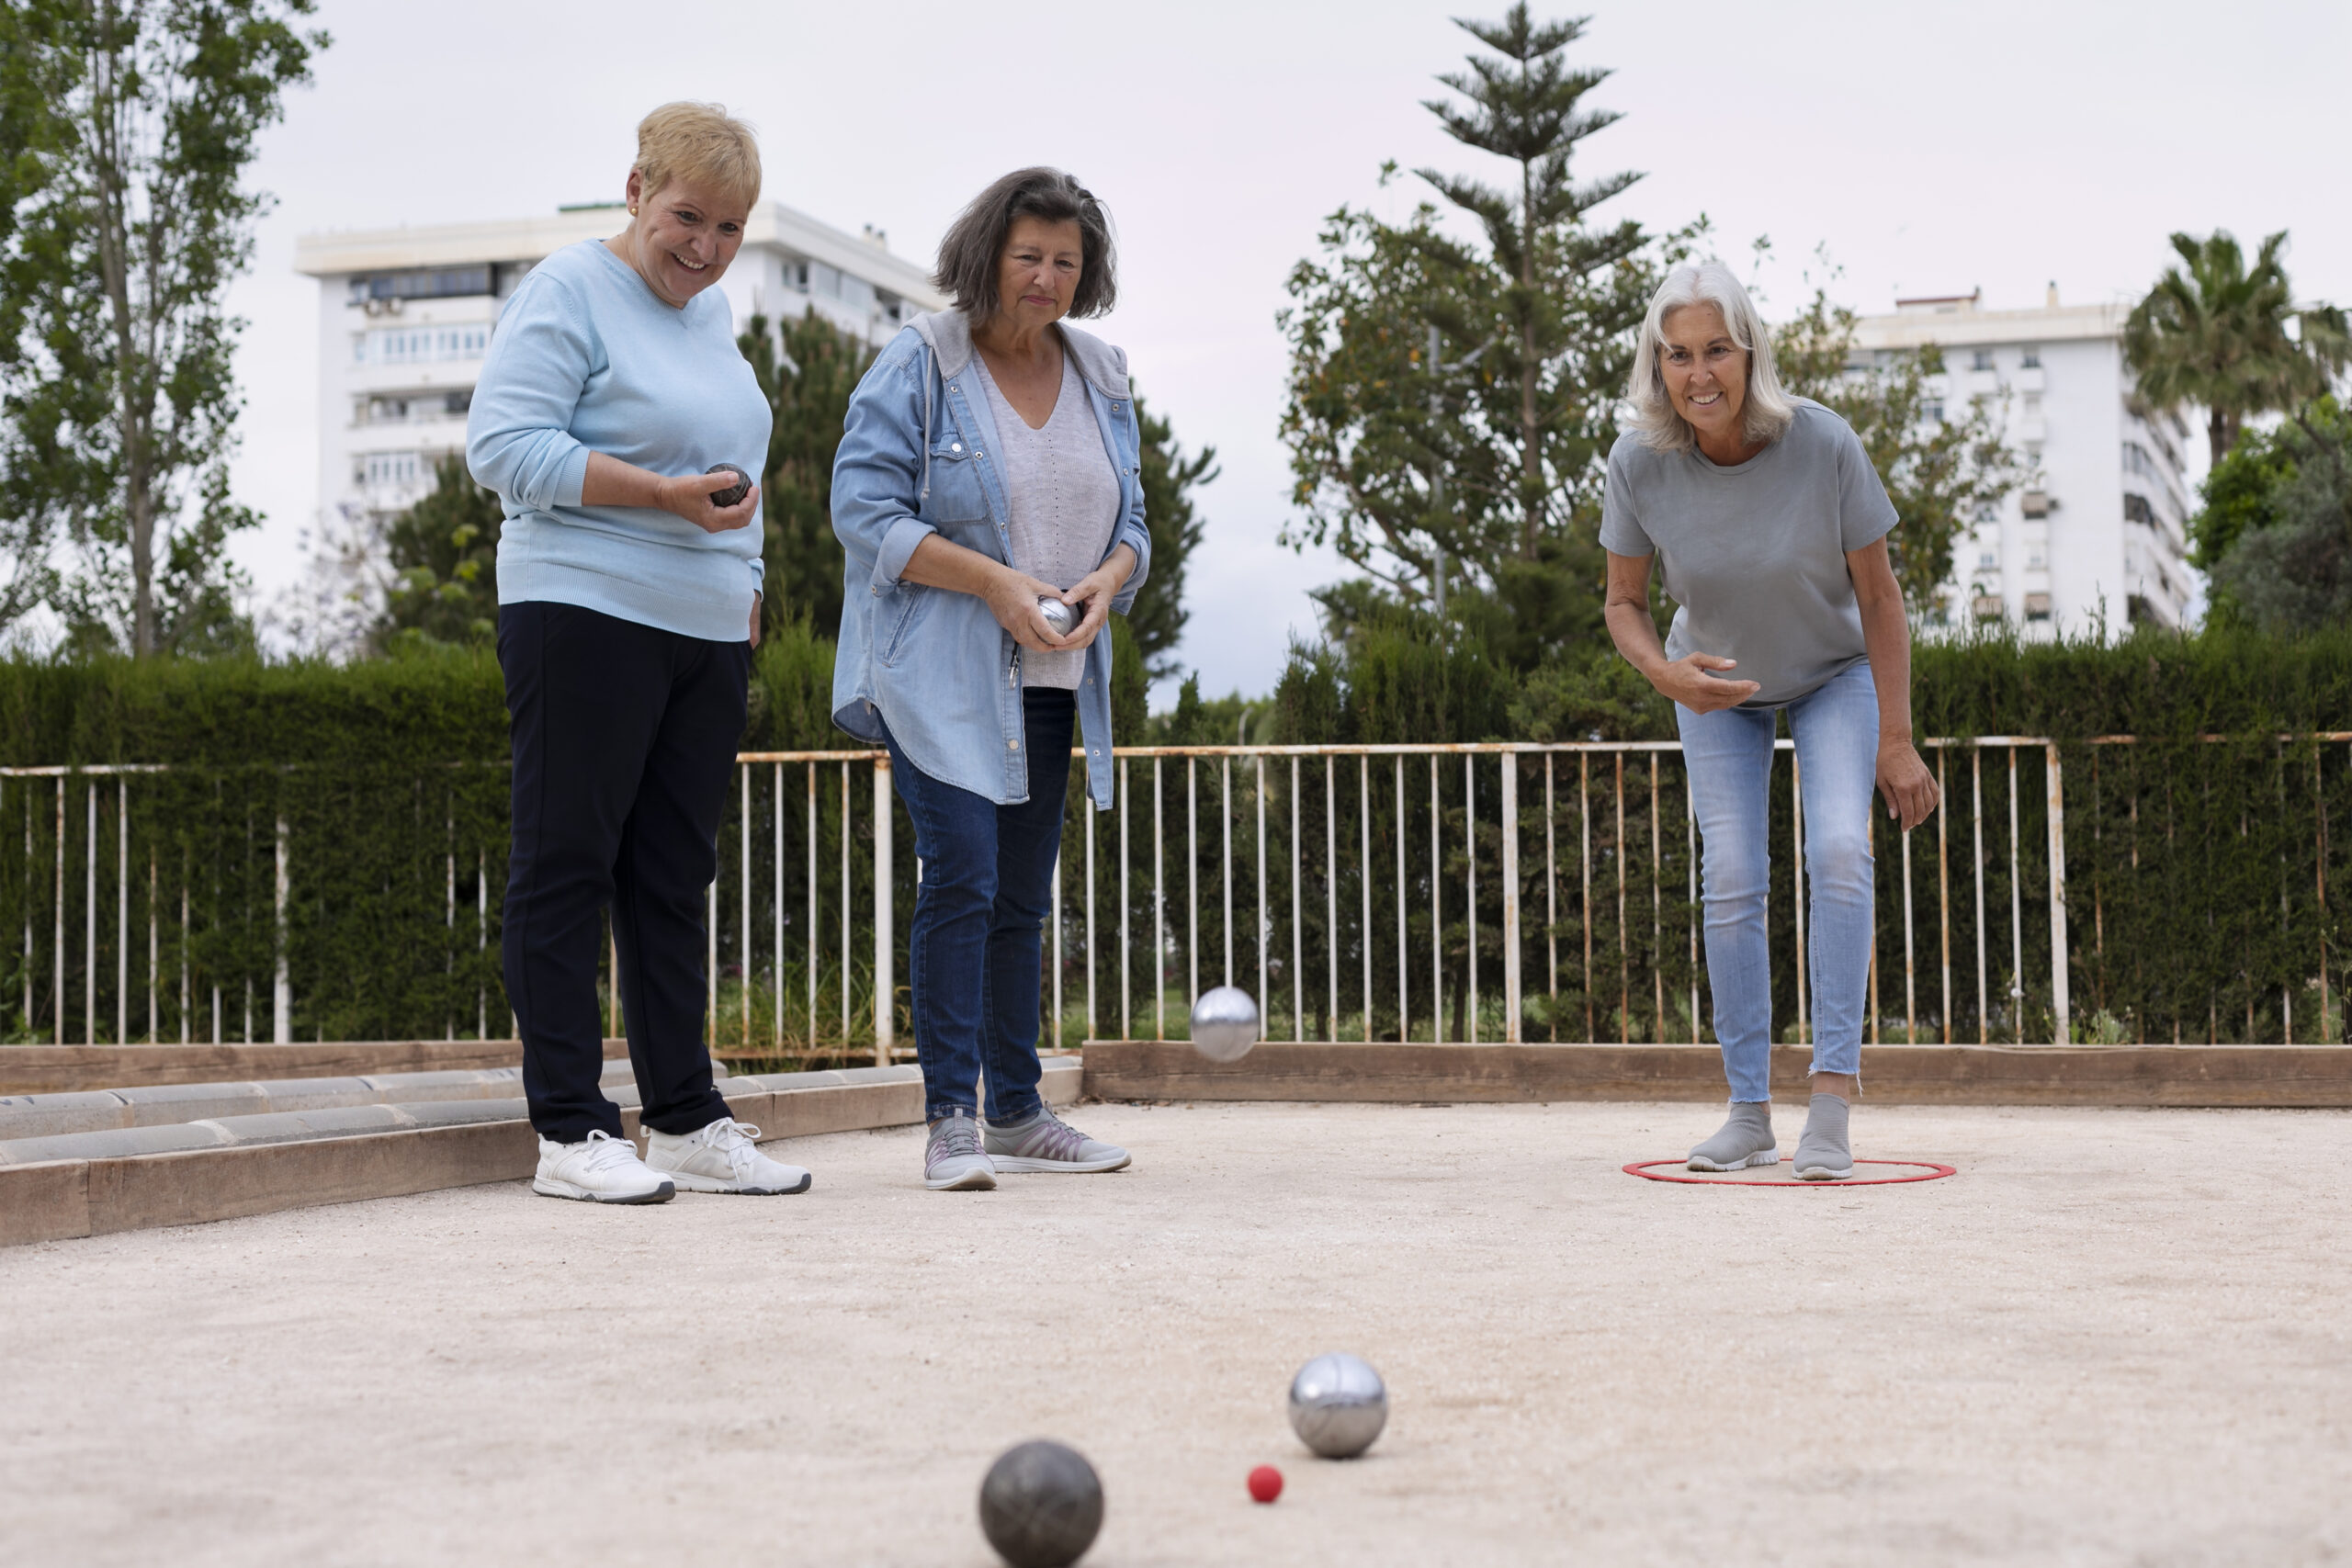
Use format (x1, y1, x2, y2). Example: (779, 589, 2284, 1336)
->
(925, 1109, 998, 1191)
(984, 1107, 1131, 1174)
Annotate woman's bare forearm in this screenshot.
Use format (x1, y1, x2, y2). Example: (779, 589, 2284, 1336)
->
(1860, 593, 1915, 744)
(1605, 599, 1670, 681)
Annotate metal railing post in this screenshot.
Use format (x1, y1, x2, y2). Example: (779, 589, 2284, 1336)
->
(2047, 742, 2070, 1044)
(874, 755, 894, 1064)
(274, 815, 290, 1043)
(1501, 752, 1521, 1043)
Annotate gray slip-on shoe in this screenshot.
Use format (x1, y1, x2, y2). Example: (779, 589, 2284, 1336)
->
(924, 1109, 998, 1191)
(1687, 1101, 1779, 1171)
(1792, 1093, 1856, 1180)
(984, 1106, 1131, 1174)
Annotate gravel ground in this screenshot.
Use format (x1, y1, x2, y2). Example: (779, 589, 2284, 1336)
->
(3, 1100, 2347, 1567)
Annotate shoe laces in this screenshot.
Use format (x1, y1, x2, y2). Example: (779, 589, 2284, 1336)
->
(695, 1119, 763, 1172)
(1021, 1110, 1090, 1159)
(576, 1129, 644, 1174)
(932, 1112, 983, 1161)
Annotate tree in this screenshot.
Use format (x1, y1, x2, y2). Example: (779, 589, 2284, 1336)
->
(373, 455, 502, 651)
(0, 0, 324, 656)
(2125, 230, 2351, 468)
(740, 308, 870, 644)
(2199, 397, 2352, 636)
(1280, 6, 1654, 633)
(1417, 5, 1649, 565)
(1125, 389, 1215, 678)
(1773, 277, 2032, 617)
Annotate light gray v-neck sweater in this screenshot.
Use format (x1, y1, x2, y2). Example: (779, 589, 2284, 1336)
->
(970, 350, 1120, 690)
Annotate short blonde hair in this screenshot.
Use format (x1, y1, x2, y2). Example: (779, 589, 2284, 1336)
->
(632, 101, 762, 212)
(1625, 261, 1796, 454)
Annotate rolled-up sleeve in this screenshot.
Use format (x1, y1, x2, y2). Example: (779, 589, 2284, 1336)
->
(831, 350, 936, 596)
(467, 276, 596, 510)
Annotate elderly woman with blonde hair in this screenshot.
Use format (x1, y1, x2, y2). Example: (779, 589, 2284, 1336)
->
(1600, 260, 1939, 1181)
(468, 102, 810, 1206)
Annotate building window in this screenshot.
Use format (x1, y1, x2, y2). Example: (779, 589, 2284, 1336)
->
(2020, 346, 2041, 368)
(2024, 592, 2052, 622)
(444, 389, 471, 416)
(2122, 491, 2155, 525)
(1973, 594, 2005, 621)
(2027, 547, 2047, 570)
(1971, 349, 1995, 371)
(359, 451, 422, 489)
(1922, 400, 1945, 425)
(1978, 548, 1997, 570)
(347, 265, 492, 305)
(2020, 491, 2052, 518)
(356, 325, 487, 367)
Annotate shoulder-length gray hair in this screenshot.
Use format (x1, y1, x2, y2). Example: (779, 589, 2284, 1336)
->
(933, 167, 1117, 323)
(1624, 261, 1796, 454)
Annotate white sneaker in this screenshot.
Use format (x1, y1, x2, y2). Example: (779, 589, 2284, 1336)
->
(534, 1129, 674, 1204)
(644, 1118, 813, 1195)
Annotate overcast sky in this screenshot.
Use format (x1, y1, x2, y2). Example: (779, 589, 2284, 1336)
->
(224, 0, 2352, 699)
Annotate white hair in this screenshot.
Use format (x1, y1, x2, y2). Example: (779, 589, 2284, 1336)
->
(1624, 260, 1796, 454)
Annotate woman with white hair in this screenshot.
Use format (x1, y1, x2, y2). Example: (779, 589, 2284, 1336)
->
(1600, 260, 1939, 1180)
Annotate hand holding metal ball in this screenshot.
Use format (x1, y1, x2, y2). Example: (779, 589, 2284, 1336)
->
(705, 462, 751, 509)
(1036, 595, 1077, 640)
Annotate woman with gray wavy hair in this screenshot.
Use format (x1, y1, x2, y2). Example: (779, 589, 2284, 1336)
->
(1600, 260, 1939, 1180)
(831, 168, 1148, 1191)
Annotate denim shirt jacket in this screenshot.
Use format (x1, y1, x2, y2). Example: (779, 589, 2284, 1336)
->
(830, 310, 1151, 812)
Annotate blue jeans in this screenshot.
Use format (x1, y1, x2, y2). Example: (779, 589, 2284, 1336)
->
(878, 688, 1075, 1124)
(1676, 659, 1878, 1101)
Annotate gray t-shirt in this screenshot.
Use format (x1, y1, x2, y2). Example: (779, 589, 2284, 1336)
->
(1599, 400, 1897, 708)
(972, 350, 1119, 691)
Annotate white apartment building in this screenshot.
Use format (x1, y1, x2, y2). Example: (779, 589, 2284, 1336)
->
(1850, 288, 2201, 637)
(292, 202, 946, 526)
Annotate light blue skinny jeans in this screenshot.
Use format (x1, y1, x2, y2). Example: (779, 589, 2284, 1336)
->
(1676, 659, 1878, 1102)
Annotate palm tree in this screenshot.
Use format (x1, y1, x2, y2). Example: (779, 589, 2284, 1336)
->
(2125, 230, 2351, 468)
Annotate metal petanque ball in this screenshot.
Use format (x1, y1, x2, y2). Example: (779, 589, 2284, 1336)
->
(706, 462, 752, 508)
(1036, 596, 1077, 638)
(978, 1439, 1103, 1568)
(1188, 986, 1261, 1063)
(1288, 1352, 1388, 1459)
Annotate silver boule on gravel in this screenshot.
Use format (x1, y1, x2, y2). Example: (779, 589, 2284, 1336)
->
(978, 1439, 1103, 1568)
(1036, 595, 1077, 638)
(1187, 985, 1261, 1063)
(1288, 1351, 1389, 1459)
(706, 462, 752, 508)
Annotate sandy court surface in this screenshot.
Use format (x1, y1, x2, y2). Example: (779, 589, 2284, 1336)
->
(3, 1100, 2349, 1567)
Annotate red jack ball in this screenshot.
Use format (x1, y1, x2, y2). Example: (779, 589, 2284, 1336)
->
(1248, 1464, 1283, 1504)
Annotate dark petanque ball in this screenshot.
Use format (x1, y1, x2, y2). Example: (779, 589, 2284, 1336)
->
(1036, 596, 1077, 638)
(979, 1439, 1103, 1568)
(706, 462, 751, 508)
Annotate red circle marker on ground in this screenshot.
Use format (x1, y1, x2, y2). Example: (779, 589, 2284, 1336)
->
(1248, 1465, 1283, 1504)
(1622, 1158, 1957, 1187)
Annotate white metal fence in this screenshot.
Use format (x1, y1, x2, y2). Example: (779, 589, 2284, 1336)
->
(7, 733, 2345, 1053)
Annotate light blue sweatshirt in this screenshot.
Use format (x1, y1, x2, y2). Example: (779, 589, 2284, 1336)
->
(468, 239, 768, 642)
